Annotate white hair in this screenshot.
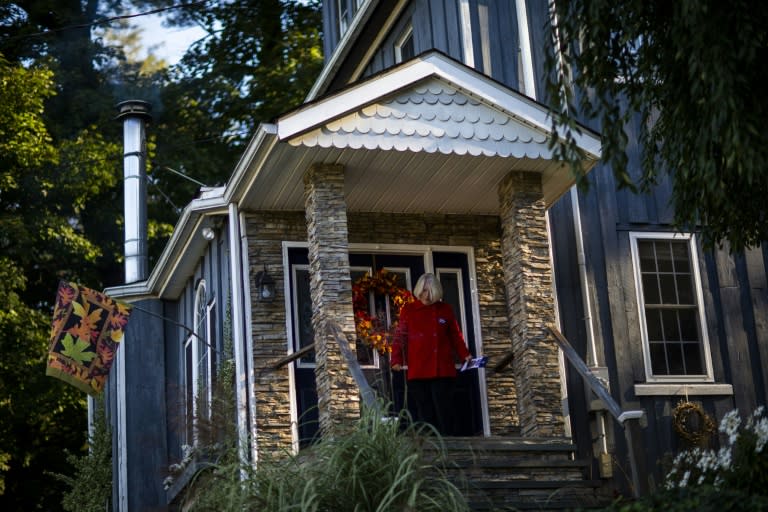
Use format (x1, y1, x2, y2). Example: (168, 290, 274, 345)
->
(414, 273, 443, 302)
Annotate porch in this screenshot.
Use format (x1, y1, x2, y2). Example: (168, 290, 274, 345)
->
(234, 52, 602, 457)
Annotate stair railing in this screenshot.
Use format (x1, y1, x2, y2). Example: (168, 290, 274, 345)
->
(323, 319, 378, 410)
(548, 325, 647, 498)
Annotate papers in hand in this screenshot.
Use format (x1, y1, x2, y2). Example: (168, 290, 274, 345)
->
(460, 356, 488, 372)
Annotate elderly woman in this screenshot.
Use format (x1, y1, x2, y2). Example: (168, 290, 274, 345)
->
(391, 273, 473, 435)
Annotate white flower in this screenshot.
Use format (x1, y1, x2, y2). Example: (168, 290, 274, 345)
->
(753, 417, 768, 453)
(719, 409, 741, 445)
(680, 469, 691, 488)
(716, 446, 732, 470)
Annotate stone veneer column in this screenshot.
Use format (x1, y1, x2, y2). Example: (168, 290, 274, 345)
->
(498, 171, 565, 437)
(303, 163, 360, 437)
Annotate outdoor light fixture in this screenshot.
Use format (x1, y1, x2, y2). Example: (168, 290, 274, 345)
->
(254, 266, 276, 301)
(201, 227, 215, 241)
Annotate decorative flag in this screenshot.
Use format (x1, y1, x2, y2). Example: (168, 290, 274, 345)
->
(46, 281, 133, 395)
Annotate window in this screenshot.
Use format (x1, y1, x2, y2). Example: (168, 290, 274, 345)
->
(459, 0, 493, 74)
(185, 280, 216, 445)
(337, 0, 349, 36)
(394, 25, 415, 63)
(630, 233, 713, 382)
(337, 0, 365, 38)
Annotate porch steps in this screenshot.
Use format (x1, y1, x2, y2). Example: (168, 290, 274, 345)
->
(431, 436, 615, 511)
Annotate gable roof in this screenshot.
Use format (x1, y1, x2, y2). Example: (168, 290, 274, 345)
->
(110, 52, 601, 300)
(229, 51, 600, 213)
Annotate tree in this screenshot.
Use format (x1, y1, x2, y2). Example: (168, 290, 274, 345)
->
(134, 0, 323, 224)
(0, 55, 89, 510)
(545, 0, 768, 251)
(0, 1, 324, 507)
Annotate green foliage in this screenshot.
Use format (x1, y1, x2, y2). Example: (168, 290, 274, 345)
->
(145, 0, 324, 220)
(1, 1, 324, 506)
(182, 404, 469, 512)
(0, 51, 90, 509)
(55, 398, 113, 512)
(0, 257, 87, 508)
(0, 55, 57, 172)
(599, 486, 768, 512)
(545, 0, 768, 251)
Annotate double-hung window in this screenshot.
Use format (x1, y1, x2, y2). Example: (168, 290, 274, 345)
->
(630, 232, 713, 382)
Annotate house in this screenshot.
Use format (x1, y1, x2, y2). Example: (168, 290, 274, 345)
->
(103, 1, 768, 510)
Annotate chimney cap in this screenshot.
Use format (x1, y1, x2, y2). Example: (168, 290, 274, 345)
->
(116, 100, 152, 121)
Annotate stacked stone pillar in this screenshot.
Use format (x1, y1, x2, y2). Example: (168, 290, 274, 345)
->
(303, 163, 360, 437)
(498, 171, 565, 437)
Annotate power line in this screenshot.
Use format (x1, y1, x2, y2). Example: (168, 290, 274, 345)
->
(8, 1, 210, 40)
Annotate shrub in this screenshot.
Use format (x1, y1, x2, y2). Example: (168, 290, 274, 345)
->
(600, 485, 768, 512)
(53, 398, 112, 512)
(597, 406, 768, 512)
(665, 406, 768, 494)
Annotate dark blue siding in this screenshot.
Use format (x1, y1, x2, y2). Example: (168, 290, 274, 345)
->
(122, 299, 168, 510)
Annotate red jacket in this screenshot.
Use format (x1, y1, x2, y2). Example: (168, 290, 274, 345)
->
(390, 300, 470, 380)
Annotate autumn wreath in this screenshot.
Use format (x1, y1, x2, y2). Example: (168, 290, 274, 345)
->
(352, 269, 414, 354)
(673, 400, 716, 445)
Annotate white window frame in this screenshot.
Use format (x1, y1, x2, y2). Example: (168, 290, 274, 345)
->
(477, 1, 492, 75)
(459, 0, 475, 68)
(459, 0, 492, 74)
(337, 0, 349, 36)
(436, 267, 468, 342)
(394, 24, 414, 63)
(629, 232, 714, 383)
(186, 280, 215, 446)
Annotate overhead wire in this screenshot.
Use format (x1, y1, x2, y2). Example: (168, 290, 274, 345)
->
(5, 1, 211, 41)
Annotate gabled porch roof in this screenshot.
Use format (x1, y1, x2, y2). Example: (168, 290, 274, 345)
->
(226, 51, 601, 213)
(110, 52, 601, 300)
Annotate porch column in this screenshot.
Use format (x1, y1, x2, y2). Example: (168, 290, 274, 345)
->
(498, 171, 565, 437)
(303, 163, 360, 437)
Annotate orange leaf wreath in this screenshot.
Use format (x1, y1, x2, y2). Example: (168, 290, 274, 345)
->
(352, 269, 414, 354)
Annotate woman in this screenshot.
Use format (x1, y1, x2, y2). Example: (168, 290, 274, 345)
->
(390, 273, 472, 435)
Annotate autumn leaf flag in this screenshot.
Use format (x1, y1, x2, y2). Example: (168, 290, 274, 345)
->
(46, 281, 132, 395)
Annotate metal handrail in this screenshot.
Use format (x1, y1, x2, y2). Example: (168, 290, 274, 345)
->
(270, 320, 379, 409)
(549, 326, 644, 424)
(548, 325, 646, 497)
(323, 319, 378, 409)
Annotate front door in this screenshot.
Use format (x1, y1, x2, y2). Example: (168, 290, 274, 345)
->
(287, 247, 484, 446)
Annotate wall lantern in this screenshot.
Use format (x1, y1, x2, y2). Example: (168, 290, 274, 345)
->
(254, 266, 276, 301)
(201, 227, 215, 241)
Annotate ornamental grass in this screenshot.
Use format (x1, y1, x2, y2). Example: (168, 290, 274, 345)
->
(183, 402, 470, 512)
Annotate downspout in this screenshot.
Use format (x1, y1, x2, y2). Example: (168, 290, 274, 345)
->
(228, 203, 252, 466)
(571, 188, 610, 459)
(239, 208, 258, 462)
(543, 0, 611, 467)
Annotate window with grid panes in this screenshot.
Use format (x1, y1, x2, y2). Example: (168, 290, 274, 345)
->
(630, 233, 712, 381)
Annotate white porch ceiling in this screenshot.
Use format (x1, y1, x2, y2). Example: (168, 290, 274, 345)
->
(236, 142, 573, 214)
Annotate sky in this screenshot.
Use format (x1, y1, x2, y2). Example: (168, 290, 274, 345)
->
(133, 11, 206, 65)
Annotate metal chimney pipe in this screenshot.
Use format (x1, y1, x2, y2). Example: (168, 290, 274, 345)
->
(116, 100, 151, 284)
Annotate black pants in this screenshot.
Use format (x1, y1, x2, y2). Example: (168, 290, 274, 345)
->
(407, 377, 456, 436)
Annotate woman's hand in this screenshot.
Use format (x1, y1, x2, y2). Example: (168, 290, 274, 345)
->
(391, 364, 402, 371)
